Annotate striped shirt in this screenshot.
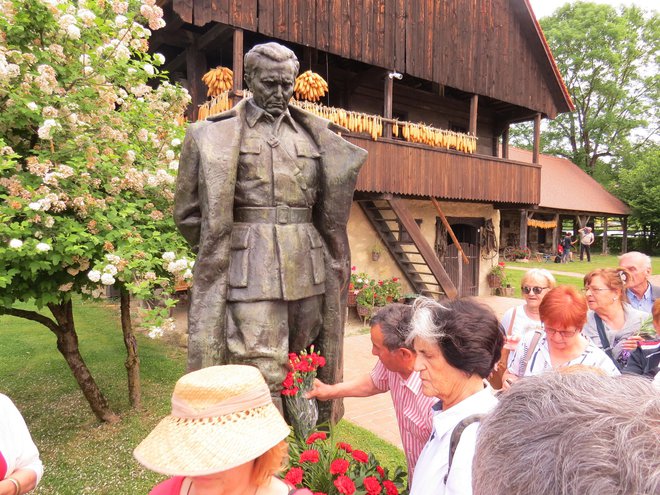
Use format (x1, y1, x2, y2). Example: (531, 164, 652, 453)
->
(508, 331, 620, 377)
(370, 361, 438, 480)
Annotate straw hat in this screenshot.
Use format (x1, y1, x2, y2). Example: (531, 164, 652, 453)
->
(134, 365, 290, 477)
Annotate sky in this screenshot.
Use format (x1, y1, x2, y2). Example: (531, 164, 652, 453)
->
(528, 0, 658, 19)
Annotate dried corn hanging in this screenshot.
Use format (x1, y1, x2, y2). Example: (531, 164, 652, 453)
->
(294, 70, 329, 102)
(202, 66, 233, 97)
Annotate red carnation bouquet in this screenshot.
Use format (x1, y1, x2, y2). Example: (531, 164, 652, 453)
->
(284, 428, 407, 495)
(282, 347, 326, 439)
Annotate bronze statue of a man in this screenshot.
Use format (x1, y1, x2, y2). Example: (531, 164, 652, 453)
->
(174, 42, 367, 419)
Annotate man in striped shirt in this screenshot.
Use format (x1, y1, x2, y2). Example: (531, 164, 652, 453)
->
(307, 304, 438, 480)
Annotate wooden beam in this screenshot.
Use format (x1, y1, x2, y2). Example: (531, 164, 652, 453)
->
(389, 198, 458, 299)
(520, 209, 528, 248)
(383, 75, 393, 138)
(622, 216, 628, 253)
(431, 198, 469, 265)
(231, 28, 244, 104)
(185, 39, 207, 121)
(502, 124, 509, 159)
(198, 23, 233, 51)
(602, 217, 609, 255)
(469, 94, 478, 136)
(552, 213, 560, 252)
(533, 112, 541, 164)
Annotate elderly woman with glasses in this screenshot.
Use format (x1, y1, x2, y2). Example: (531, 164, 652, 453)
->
(582, 268, 647, 369)
(503, 286, 620, 389)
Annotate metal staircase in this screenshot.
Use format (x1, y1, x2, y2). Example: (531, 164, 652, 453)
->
(357, 198, 457, 299)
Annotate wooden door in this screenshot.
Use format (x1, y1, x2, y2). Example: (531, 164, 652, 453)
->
(436, 220, 481, 297)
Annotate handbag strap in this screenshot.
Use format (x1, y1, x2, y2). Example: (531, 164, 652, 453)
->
(443, 414, 485, 485)
(518, 330, 542, 376)
(506, 307, 517, 336)
(594, 313, 621, 370)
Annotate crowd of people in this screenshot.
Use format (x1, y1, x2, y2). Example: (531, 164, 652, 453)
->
(3, 253, 659, 495)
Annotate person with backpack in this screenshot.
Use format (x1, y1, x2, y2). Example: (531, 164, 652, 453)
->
(405, 298, 503, 495)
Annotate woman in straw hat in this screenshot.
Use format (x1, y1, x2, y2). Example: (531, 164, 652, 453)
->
(135, 365, 312, 495)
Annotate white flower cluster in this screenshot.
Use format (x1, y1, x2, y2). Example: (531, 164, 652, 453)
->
(37, 119, 61, 140)
(35, 64, 58, 95)
(87, 254, 124, 286)
(162, 252, 193, 280)
(139, 0, 165, 30)
(0, 51, 20, 83)
(147, 317, 175, 339)
(7, 239, 53, 252)
(147, 326, 163, 339)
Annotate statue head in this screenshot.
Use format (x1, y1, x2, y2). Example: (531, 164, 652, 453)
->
(244, 42, 299, 116)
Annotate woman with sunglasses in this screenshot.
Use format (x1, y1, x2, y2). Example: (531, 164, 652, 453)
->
(490, 270, 555, 388)
(582, 268, 647, 369)
(502, 286, 619, 389)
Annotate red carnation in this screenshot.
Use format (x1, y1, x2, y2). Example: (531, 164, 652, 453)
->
(382, 480, 398, 495)
(376, 466, 385, 479)
(281, 387, 298, 396)
(336, 442, 353, 453)
(300, 449, 320, 463)
(333, 475, 356, 495)
(285, 467, 303, 486)
(363, 476, 382, 495)
(282, 372, 294, 389)
(329, 458, 350, 475)
(351, 450, 369, 463)
(306, 431, 328, 444)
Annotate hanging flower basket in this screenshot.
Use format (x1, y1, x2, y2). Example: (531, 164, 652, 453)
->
(487, 274, 502, 288)
(347, 291, 357, 307)
(356, 304, 373, 319)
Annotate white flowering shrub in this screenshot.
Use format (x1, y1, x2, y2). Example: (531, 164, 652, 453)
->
(0, 0, 193, 312)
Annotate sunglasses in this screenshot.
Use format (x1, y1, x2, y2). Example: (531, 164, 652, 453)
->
(544, 327, 580, 338)
(521, 286, 548, 295)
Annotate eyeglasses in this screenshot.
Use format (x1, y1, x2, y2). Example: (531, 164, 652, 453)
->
(521, 286, 548, 295)
(544, 327, 580, 338)
(582, 286, 612, 293)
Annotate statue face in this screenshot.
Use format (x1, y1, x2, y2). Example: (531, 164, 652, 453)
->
(246, 57, 296, 116)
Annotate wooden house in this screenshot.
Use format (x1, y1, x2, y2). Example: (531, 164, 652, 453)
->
(154, 0, 574, 297)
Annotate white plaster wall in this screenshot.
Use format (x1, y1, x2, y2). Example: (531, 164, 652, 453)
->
(347, 199, 500, 297)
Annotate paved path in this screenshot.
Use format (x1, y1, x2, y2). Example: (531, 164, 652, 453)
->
(341, 295, 520, 450)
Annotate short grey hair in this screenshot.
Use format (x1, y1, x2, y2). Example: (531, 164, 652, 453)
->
(618, 251, 652, 271)
(370, 303, 413, 351)
(473, 372, 660, 495)
(244, 42, 299, 80)
(521, 268, 556, 288)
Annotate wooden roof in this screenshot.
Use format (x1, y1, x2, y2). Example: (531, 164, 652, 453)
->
(508, 148, 630, 216)
(168, 0, 573, 119)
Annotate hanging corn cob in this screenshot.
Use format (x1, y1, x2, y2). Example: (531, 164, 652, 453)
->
(202, 66, 233, 97)
(294, 70, 329, 102)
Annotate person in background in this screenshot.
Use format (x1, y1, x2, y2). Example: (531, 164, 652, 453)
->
(582, 268, 647, 369)
(0, 394, 43, 495)
(577, 226, 594, 262)
(134, 365, 311, 495)
(503, 286, 620, 389)
(561, 232, 576, 263)
(623, 298, 660, 380)
(498, 269, 556, 367)
(618, 251, 660, 313)
(406, 297, 503, 495)
(306, 304, 437, 480)
(473, 372, 660, 495)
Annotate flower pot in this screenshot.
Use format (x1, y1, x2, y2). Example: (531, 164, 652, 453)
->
(487, 274, 502, 288)
(356, 304, 373, 318)
(347, 291, 357, 307)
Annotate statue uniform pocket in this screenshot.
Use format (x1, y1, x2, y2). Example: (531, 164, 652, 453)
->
(307, 229, 325, 285)
(229, 227, 251, 288)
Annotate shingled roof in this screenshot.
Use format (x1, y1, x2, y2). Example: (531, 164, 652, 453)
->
(508, 148, 630, 216)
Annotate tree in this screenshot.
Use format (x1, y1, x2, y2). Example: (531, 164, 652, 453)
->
(0, 0, 192, 421)
(512, 2, 659, 177)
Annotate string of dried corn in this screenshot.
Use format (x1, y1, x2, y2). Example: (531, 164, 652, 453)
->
(527, 219, 558, 229)
(201, 66, 234, 97)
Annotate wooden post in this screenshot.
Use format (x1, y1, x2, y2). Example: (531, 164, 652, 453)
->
(231, 28, 244, 105)
(383, 74, 393, 138)
(519, 209, 528, 248)
(533, 113, 541, 164)
(457, 255, 463, 297)
(431, 198, 469, 265)
(469, 94, 478, 136)
(185, 39, 208, 121)
(602, 217, 609, 255)
(502, 125, 509, 159)
(622, 216, 628, 253)
(552, 213, 560, 251)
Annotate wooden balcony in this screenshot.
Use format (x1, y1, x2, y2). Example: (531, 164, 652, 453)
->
(346, 135, 541, 205)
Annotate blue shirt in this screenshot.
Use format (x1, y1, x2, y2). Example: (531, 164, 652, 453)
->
(627, 284, 654, 313)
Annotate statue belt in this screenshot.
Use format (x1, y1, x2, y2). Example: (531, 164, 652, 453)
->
(234, 206, 312, 224)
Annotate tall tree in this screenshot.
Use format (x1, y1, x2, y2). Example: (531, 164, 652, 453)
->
(512, 2, 659, 176)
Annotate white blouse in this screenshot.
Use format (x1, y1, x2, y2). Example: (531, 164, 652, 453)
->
(508, 331, 620, 377)
(0, 394, 43, 484)
(410, 386, 498, 495)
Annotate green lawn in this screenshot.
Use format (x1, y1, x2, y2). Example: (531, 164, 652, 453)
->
(0, 299, 405, 494)
(506, 254, 660, 274)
